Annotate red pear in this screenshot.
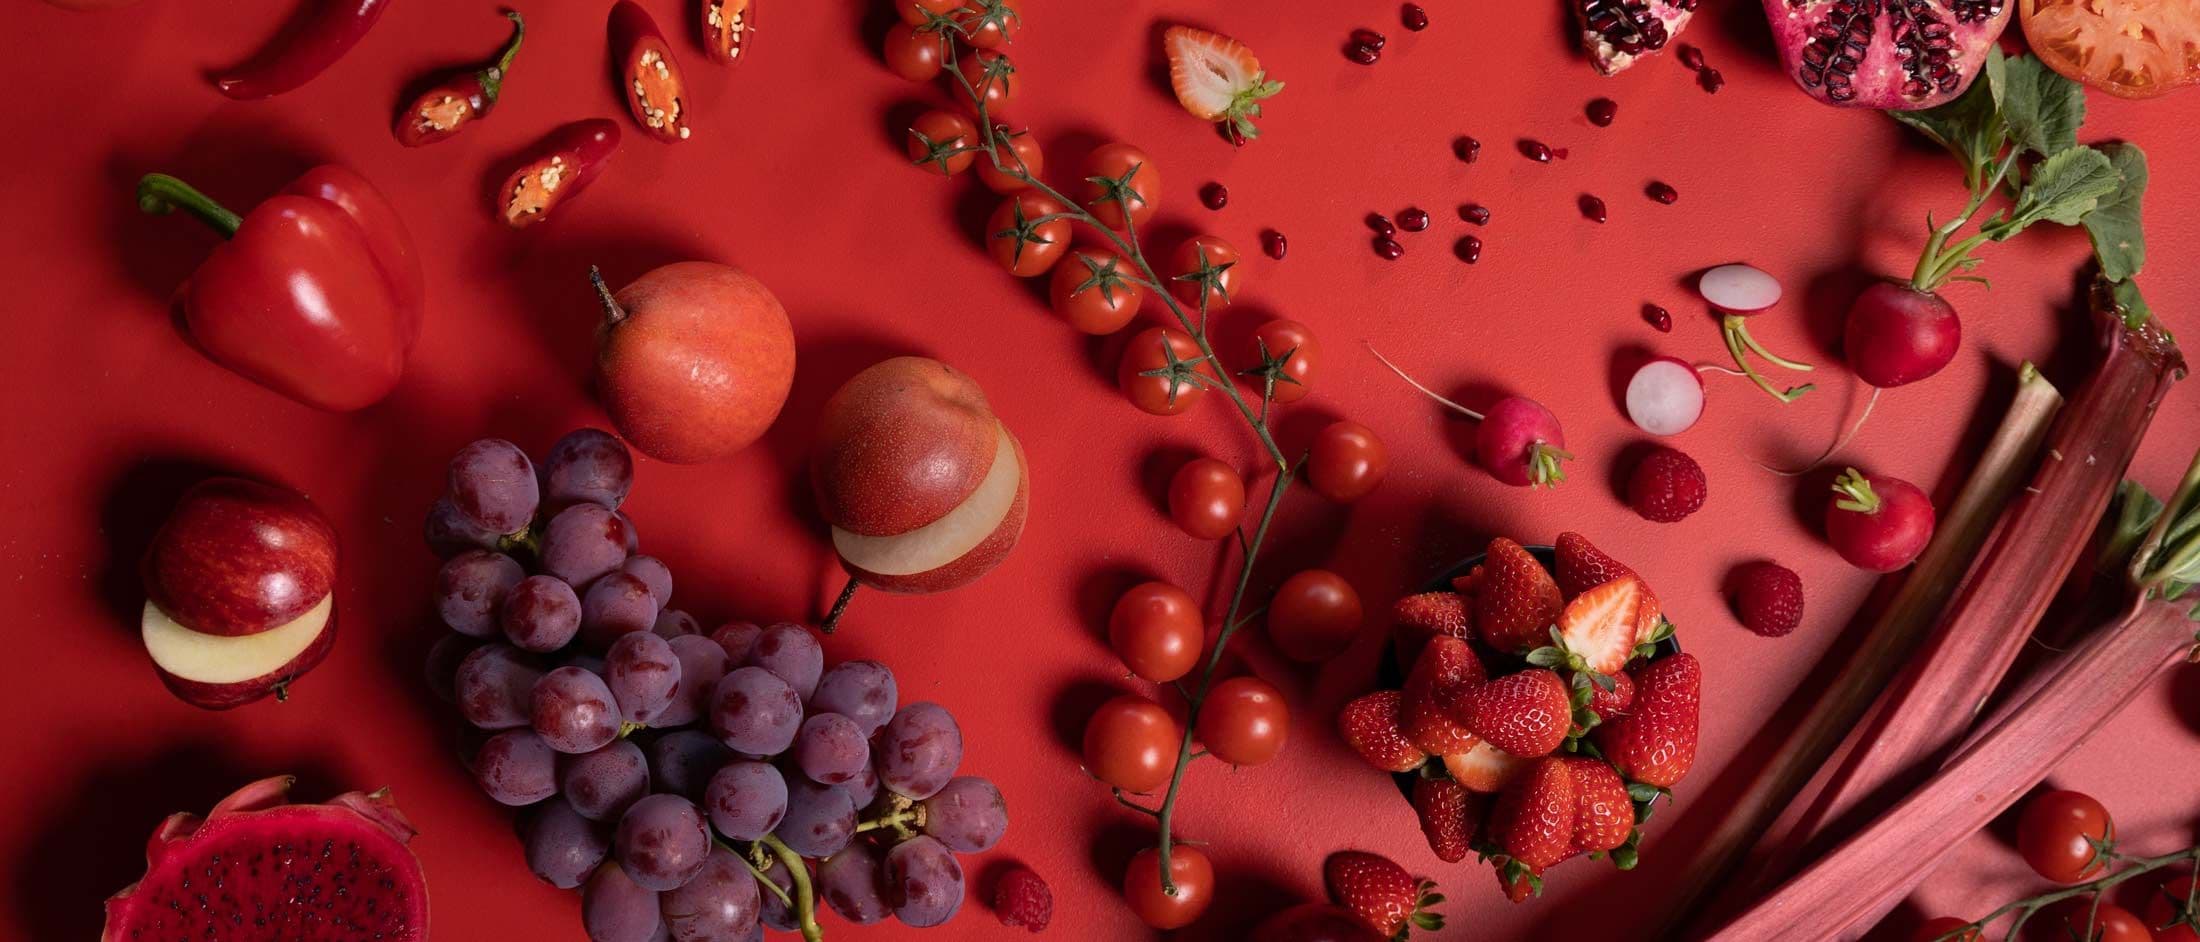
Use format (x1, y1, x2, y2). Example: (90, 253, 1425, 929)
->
(593, 261, 796, 464)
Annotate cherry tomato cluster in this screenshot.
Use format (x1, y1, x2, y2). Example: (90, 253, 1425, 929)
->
(1912, 789, 2200, 942)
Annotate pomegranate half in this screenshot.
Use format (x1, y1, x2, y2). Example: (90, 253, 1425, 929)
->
(1762, 0, 2013, 109)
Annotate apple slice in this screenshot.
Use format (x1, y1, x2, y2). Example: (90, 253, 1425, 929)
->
(831, 423, 1028, 593)
(143, 594, 335, 710)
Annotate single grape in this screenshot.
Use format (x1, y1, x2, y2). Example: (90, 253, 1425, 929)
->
(810, 660, 898, 737)
(607, 631, 681, 725)
(756, 858, 797, 932)
(710, 667, 803, 756)
(622, 555, 673, 606)
(919, 776, 1007, 853)
(544, 427, 635, 510)
(615, 510, 641, 553)
(746, 623, 823, 700)
(449, 438, 540, 534)
(474, 728, 559, 806)
(652, 608, 700, 639)
(533, 666, 623, 754)
(654, 634, 729, 729)
(523, 796, 610, 889)
(456, 644, 542, 730)
(424, 633, 480, 704)
(583, 571, 662, 650)
(425, 496, 501, 559)
(876, 702, 963, 800)
(884, 835, 965, 928)
(616, 793, 712, 892)
(815, 841, 891, 926)
(584, 861, 666, 942)
(561, 739, 650, 822)
(773, 777, 855, 858)
(839, 763, 880, 811)
(542, 503, 632, 587)
(503, 575, 583, 653)
(437, 550, 526, 637)
(703, 760, 787, 841)
(792, 713, 868, 785)
(648, 730, 733, 801)
(711, 622, 762, 663)
(659, 844, 761, 941)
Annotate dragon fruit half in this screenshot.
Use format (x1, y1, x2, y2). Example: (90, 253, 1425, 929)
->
(1576, 0, 1700, 75)
(1764, 0, 2014, 109)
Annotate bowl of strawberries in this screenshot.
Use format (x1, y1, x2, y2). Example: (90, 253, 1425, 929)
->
(1341, 531, 1700, 902)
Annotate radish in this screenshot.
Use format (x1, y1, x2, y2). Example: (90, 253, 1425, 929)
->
(1824, 467, 1936, 571)
(1625, 356, 1706, 435)
(1368, 346, 1572, 487)
(1845, 281, 1962, 388)
(1699, 263, 1816, 403)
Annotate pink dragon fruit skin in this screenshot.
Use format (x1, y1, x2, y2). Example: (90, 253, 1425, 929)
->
(1577, 0, 1700, 75)
(1763, 0, 2014, 109)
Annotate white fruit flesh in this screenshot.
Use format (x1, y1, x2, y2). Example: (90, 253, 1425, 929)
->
(1626, 358, 1707, 436)
(143, 594, 332, 683)
(831, 423, 1020, 576)
(1698, 263, 1783, 312)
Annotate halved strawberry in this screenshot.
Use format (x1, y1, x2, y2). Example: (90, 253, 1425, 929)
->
(1471, 539, 1564, 655)
(1529, 575, 1644, 681)
(1403, 637, 1485, 755)
(1340, 689, 1427, 773)
(1562, 758, 1634, 853)
(1490, 757, 1576, 870)
(1393, 591, 1470, 669)
(1163, 26, 1284, 144)
(1443, 740, 1528, 793)
(1464, 669, 1570, 757)
(1594, 653, 1700, 788)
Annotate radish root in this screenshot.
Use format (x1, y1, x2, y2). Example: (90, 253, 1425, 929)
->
(1365, 343, 1484, 421)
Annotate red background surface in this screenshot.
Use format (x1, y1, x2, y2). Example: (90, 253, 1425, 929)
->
(5, 1, 2198, 939)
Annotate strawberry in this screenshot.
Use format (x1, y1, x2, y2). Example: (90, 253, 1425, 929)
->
(1442, 740, 1528, 793)
(1494, 860, 1542, 903)
(1324, 851, 1444, 938)
(1562, 758, 1634, 853)
(1464, 669, 1570, 757)
(1339, 690, 1427, 773)
(1626, 445, 1708, 522)
(1530, 574, 1644, 680)
(1162, 26, 1285, 144)
(1553, 531, 1633, 598)
(1489, 758, 1576, 870)
(1587, 671, 1635, 721)
(1450, 563, 1484, 598)
(1410, 775, 1480, 863)
(1471, 539, 1564, 654)
(1594, 653, 1701, 788)
(1727, 561, 1805, 637)
(1393, 591, 1470, 668)
(1402, 637, 1485, 755)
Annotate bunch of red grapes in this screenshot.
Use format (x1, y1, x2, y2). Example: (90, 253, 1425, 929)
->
(424, 429, 1006, 941)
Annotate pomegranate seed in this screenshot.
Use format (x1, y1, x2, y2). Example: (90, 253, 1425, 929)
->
(1346, 43, 1380, 65)
(1401, 4, 1429, 30)
(1678, 44, 1706, 71)
(1519, 139, 1553, 162)
(1352, 28, 1387, 49)
(1201, 182, 1228, 211)
(1398, 207, 1430, 232)
(1552, 147, 1570, 160)
(1453, 235, 1482, 264)
(1644, 304, 1673, 332)
(1455, 136, 1481, 162)
(1647, 181, 1679, 204)
(1366, 212, 1395, 236)
(1580, 194, 1608, 223)
(1459, 203, 1490, 225)
(1586, 98, 1618, 127)
(1263, 230, 1287, 260)
(1373, 237, 1404, 260)
(1699, 68, 1725, 93)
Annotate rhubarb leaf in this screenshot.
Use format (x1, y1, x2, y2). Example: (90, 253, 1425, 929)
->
(2083, 143, 2149, 282)
(2000, 53, 2086, 159)
(1889, 47, 2007, 187)
(1986, 146, 2119, 239)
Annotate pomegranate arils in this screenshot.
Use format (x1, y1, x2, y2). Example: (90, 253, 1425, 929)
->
(1644, 303, 1673, 332)
(1587, 98, 1619, 126)
(1580, 195, 1608, 223)
(1263, 230, 1287, 260)
(1576, 0, 1700, 74)
(1366, 213, 1396, 237)
(1455, 136, 1482, 162)
(1459, 203, 1491, 225)
(1398, 208, 1430, 232)
(1678, 43, 1706, 70)
(1698, 66, 1725, 93)
(1519, 139, 1554, 162)
(1347, 43, 1381, 65)
(1402, 3, 1430, 30)
(1374, 237, 1404, 260)
(1201, 182, 1228, 211)
(1769, 0, 2009, 108)
(1647, 181, 1679, 204)
(1454, 235, 1482, 264)
(1352, 28, 1388, 50)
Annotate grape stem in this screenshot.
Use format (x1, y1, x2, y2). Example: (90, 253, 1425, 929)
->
(1929, 843, 2200, 940)
(761, 833, 826, 942)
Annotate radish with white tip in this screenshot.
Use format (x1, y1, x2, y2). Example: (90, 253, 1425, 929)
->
(1368, 346, 1573, 487)
(1701, 263, 1815, 403)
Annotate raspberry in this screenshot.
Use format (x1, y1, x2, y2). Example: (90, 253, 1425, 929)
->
(1728, 561, 1804, 637)
(1626, 446, 1707, 523)
(994, 865, 1052, 932)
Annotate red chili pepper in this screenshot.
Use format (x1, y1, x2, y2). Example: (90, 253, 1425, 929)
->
(701, 0, 756, 64)
(394, 11, 526, 147)
(137, 167, 423, 410)
(496, 118, 622, 228)
(610, 1, 691, 141)
(214, 0, 392, 100)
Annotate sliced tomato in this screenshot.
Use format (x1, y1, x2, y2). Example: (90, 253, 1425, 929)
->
(2022, 0, 2200, 99)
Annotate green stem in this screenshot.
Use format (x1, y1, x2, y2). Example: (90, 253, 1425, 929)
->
(1940, 845, 2200, 941)
(1912, 147, 2021, 291)
(760, 834, 824, 942)
(136, 174, 242, 237)
(1722, 316, 1816, 403)
(480, 10, 526, 103)
(855, 806, 921, 834)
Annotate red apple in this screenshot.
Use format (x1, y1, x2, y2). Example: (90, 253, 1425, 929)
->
(593, 262, 796, 464)
(142, 595, 336, 709)
(142, 477, 337, 636)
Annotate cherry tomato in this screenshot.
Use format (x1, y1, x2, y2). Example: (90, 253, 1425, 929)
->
(1109, 582, 1204, 684)
(1081, 693, 1179, 793)
(905, 110, 976, 175)
(1254, 903, 1384, 942)
(1081, 143, 1162, 230)
(1244, 319, 1319, 404)
(1168, 458, 1246, 540)
(2017, 789, 2115, 883)
(1122, 845, 1214, 930)
(1049, 249, 1143, 334)
(895, 0, 960, 26)
(1910, 917, 1981, 942)
(1307, 421, 1388, 503)
(2022, 0, 2200, 99)
(952, 0, 1022, 49)
(986, 192, 1070, 277)
(1165, 236, 1243, 313)
(1196, 675, 1288, 766)
(881, 23, 945, 82)
(1267, 570, 1362, 662)
(1118, 327, 1214, 416)
(974, 126, 1043, 193)
(954, 49, 1020, 115)
(2029, 900, 2151, 942)
(2144, 871, 2198, 942)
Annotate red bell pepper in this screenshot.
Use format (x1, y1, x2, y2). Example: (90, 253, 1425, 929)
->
(610, 1, 692, 142)
(214, 0, 391, 100)
(395, 11, 526, 147)
(702, 0, 756, 64)
(496, 119, 622, 228)
(137, 167, 423, 411)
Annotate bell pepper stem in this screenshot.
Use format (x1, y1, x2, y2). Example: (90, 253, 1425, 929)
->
(480, 10, 526, 104)
(137, 174, 243, 238)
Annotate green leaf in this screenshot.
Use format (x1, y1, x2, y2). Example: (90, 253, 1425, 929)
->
(1986, 146, 2119, 240)
(1887, 46, 2006, 182)
(1626, 782, 1663, 802)
(2083, 142, 2149, 281)
(1999, 53, 2086, 158)
(1526, 647, 1567, 669)
(2109, 277, 2155, 330)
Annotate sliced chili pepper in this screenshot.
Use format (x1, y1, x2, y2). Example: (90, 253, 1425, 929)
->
(214, 0, 392, 100)
(394, 11, 526, 147)
(701, 0, 756, 64)
(496, 118, 621, 229)
(609, 1, 691, 142)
